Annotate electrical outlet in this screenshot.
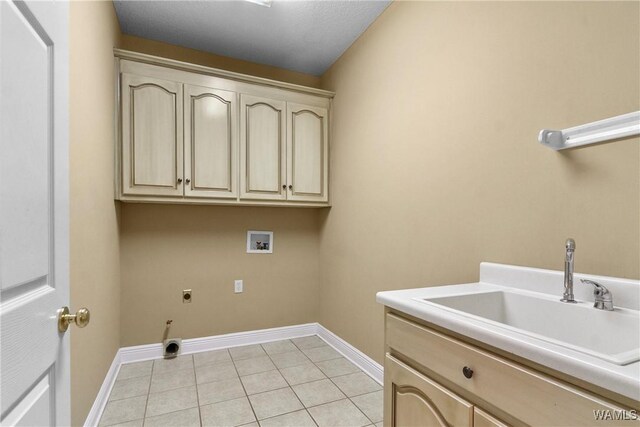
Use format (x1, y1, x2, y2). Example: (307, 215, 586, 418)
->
(234, 280, 243, 293)
(183, 289, 192, 303)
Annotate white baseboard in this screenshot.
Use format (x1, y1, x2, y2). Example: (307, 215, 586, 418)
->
(85, 322, 383, 426)
(182, 323, 318, 355)
(84, 350, 121, 427)
(118, 322, 318, 363)
(316, 325, 383, 385)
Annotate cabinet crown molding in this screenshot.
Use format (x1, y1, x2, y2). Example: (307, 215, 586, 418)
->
(114, 48, 335, 99)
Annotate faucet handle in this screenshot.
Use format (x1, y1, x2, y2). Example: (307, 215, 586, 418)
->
(580, 279, 614, 311)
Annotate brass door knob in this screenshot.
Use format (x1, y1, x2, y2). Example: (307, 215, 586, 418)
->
(58, 306, 91, 332)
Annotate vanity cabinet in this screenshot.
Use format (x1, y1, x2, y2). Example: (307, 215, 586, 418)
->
(384, 312, 636, 427)
(115, 49, 333, 207)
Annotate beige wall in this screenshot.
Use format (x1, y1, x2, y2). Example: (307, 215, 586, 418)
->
(69, 1, 121, 425)
(117, 37, 323, 348)
(119, 204, 320, 346)
(69, 13, 323, 421)
(319, 1, 640, 364)
(69, 2, 640, 422)
(120, 34, 321, 88)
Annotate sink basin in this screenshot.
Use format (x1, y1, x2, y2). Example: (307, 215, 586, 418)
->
(419, 291, 640, 365)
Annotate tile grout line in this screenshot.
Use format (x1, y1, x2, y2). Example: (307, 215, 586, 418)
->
(229, 346, 260, 424)
(191, 354, 204, 427)
(145, 356, 199, 424)
(245, 365, 376, 423)
(298, 343, 380, 424)
(141, 360, 155, 426)
(99, 362, 151, 426)
(291, 335, 376, 426)
(258, 340, 312, 426)
(300, 339, 380, 425)
(324, 372, 378, 425)
(104, 375, 151, 403)
(279, 336, 361, 426)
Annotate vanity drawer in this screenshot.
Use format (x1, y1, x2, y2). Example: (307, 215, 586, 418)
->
(386, 313, 634, 426)
(385, 354, 474, 427)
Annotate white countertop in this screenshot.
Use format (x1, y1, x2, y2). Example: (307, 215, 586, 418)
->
(376, 262, 640, 401)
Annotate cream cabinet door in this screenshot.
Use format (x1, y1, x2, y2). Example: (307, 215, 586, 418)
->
(384, 355, 474, 427)
(121, 73, 183, 196)
(184, 84, 237, 199)
(286, 103, 328, 202)
(474, 408, 509, 427)
(240, 94, 287, 200)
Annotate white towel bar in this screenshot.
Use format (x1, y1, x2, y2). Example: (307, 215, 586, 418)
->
(538, 111, 640, 150)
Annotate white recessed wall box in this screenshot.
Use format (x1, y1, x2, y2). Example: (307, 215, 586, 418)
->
(247, 231, 273, 254)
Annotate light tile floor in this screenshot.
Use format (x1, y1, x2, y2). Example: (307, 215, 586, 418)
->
(99, 335, 383, 427)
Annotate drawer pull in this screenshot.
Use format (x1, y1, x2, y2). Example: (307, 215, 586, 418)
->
(462, 366, 474, 379)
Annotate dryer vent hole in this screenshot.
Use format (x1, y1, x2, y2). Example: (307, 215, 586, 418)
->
(165, 342, 180, 357)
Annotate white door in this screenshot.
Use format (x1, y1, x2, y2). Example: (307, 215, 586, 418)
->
(286, 102, 329, 203)
(184, 84, 237, 199)
(239, 94, 287, 201)
(121, 73, 184, 197)
(1, 1, 71, 426)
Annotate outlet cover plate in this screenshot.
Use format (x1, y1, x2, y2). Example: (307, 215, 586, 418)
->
(183, 289, 192, 303)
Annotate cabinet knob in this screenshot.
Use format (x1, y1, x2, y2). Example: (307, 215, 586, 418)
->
(186, 178, 191, 184)
(462, 366, 474, 379)
(282, 185, 286, 190)
(177, 178, 183, 184)
(288, 185, 293, 190)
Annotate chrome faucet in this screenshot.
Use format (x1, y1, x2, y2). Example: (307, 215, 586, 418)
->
(581, 279, 614, 311)
(560, 238, 577, 303)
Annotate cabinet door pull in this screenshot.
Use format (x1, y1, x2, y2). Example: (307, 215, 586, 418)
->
(177, 178, 183, 184)
(288, 185, 293, 190)
(186, 178, 191, 184)
(462, 366, 474, 379)
(282, 185, 286, 190)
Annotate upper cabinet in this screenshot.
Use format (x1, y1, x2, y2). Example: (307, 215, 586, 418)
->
(287, 103, 328, 203)
(240, 94, 287, 201)
(184, 84, 237, 199)
(114, 50, 333, 207)
(121, 73, 183, 197)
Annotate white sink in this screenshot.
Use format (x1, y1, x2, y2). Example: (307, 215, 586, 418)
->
(377, 263, 640, 400)
(419, 290, 640, 365)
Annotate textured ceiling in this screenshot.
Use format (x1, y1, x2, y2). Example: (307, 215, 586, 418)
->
(113, 0, 391, 76)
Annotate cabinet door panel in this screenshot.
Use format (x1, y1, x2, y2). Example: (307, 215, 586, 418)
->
(474, 408, 509, 427)
(184, 85, 237, 199)
(287, 103, 328, 202)
(240, 94, 286, 200)
(385, 354, 473, 427)
(121, 73, 183, 196)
